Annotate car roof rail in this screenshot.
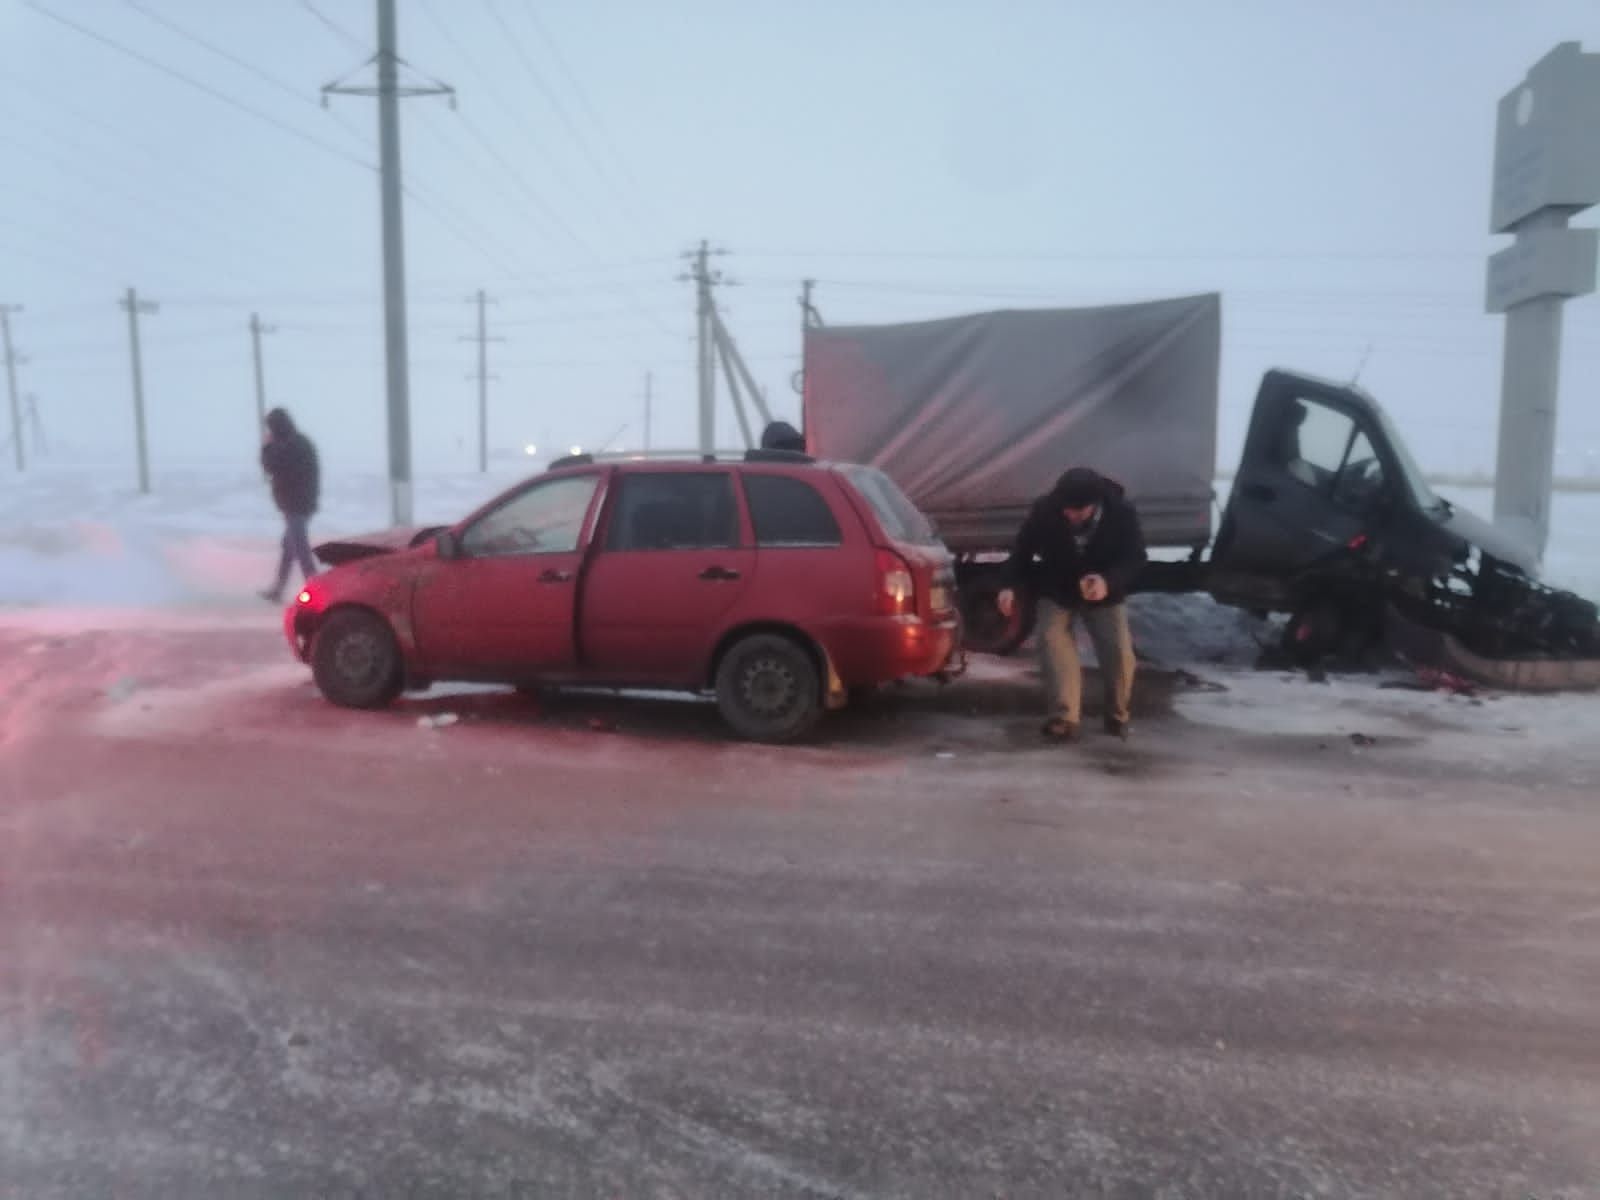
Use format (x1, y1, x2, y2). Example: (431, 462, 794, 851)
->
(743, 448, 815, 464)
(549, 452, 595, 469)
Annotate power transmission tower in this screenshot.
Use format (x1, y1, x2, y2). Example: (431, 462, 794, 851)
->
(462, 289, 503, 473)
(121, 287, 159, 494)
(0, 304, 25, 471)
(249, 312, 276, 431)
(322, 0, 454, 524)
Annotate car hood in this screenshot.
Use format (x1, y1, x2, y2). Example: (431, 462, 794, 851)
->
(315, 525, 444, 566)
(1435, 502, 1537, 575)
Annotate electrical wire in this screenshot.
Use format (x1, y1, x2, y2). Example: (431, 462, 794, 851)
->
(18, 0, 378, 174)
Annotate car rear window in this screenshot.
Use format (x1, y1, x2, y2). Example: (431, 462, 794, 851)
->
(840, 465, 938, 545)
(743, 474, 842, 547)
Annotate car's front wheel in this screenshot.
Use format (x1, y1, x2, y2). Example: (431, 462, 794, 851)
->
(714, 633, 823, 743)
(311, 609, 404, 709)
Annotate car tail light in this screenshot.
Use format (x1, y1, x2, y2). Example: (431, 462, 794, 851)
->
(875, 549, 915, 617)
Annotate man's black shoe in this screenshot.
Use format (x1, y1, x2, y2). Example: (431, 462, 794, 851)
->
(1104, 718, 1131, 740)
(1041, 718, 1079, 742)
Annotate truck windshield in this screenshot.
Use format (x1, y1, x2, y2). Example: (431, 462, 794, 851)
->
(841, 465, 939, 545)
(1373, 406, 1444, 512)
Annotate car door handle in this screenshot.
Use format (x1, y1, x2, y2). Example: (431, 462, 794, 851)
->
(1242, 483, 1277, 502)
(538, 568, 574, 584)
(699, 566, 741, 582)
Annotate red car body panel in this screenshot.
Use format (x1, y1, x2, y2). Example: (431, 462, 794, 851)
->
(287, 460, 959, 696)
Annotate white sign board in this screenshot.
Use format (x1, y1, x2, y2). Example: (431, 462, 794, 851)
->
(1490, 42, 1600, 234)
(1486, 227, 1599, 312)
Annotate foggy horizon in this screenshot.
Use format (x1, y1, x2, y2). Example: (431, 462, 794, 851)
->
(3, 1, 1598, 482)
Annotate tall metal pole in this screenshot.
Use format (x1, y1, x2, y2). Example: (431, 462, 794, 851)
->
(120, 287, 158, 494)
(0, 304, 24, 472)
(376, 0, 413, 524)
(322, 13, 452, 522)
(249, 312, 274, 431)
(459, 289, 500, 473)
(643, 371, 653, 453)
(695, 241, 714, 456)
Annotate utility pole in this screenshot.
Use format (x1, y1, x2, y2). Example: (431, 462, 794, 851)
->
(795, 279, 822, 398)
(249, 312, 275, 431)
(0, 304, 24, 471)
(462, 289, 502, 473)
(25, 394, 46, 457)
(121, 287, 158, 494)
(679, 240, 727, 457)
(323, 0, 454, 525)
(643, 371, 653, 454)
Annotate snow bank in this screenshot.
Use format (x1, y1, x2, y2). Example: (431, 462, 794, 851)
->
(0, 462, 524, 613)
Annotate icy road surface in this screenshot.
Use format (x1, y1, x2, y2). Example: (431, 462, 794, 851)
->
(3, 617, 1599, 1198)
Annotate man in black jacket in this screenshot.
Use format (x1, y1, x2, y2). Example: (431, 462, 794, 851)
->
(997, 467, 1148, 740)
(260, 408, 321, 603)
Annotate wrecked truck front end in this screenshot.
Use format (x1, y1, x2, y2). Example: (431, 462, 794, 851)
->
(1222, 368, 1600, 689)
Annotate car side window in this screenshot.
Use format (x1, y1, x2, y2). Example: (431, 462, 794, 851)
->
(743, 474, 843, 547)
(462, 474, 599, 557)
(605, 472, 739, 551)
(1275, 398, 1356, 490)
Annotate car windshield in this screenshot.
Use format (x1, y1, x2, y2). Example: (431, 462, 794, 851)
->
(841, 465, 939, 545)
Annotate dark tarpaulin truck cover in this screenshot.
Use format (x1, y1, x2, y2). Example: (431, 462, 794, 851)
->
(802, 294, 1222, 551)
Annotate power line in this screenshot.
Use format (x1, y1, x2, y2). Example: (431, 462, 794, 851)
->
(481, 0, 637, 229)
(19, 0, 377, 175)
(0, 62, 365, 253)
(738, 247, 1488, 264)
(0, 127, 290, 273)
(299, 0, 367, 53)
(515, 5, 647, 207)
(118, 0, 524, 276)
(411, 0, 599, 257)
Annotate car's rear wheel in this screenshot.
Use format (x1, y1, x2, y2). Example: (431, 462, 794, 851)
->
(714, 633, 823, 743)
(311, 609, 404, 709)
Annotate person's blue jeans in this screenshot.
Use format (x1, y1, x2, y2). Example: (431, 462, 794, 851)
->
(273, 512, 319, 595)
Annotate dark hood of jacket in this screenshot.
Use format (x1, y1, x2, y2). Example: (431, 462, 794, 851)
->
(265, 408, 297, 439)
(1047, 467, 1126, 509)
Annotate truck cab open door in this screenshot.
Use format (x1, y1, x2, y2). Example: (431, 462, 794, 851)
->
(1214, 370, 1399, 580)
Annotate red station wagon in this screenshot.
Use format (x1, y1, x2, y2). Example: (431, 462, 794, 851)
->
(285, 452, 961, 741)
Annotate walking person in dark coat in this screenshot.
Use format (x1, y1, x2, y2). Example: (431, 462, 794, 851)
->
(260, 407, 321, 602)
(997, 467, 1148, 740)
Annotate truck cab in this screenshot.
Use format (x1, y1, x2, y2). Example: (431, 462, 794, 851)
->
(1215, 369, 1533, 585)
(1210, 369, 1597, 673)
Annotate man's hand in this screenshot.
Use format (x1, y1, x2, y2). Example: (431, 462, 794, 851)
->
(1080, 574, 1109, 604)
(996, 588, 1016, 618)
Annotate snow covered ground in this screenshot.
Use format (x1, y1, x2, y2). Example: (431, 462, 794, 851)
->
(1, 462, 1597, 663)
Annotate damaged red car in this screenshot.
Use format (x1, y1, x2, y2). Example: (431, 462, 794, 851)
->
(284, 452, 959, 742)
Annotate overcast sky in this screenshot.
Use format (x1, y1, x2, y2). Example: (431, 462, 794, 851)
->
(2, 0, 1598, 480)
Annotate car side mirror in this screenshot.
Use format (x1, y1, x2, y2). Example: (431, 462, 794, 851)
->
(436, 530, 462, 561)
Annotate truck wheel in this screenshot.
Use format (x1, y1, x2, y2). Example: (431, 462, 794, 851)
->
(960, 572, 1033, 656)
(714, 634, 823, 743)
(311, 610, 404, 709)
